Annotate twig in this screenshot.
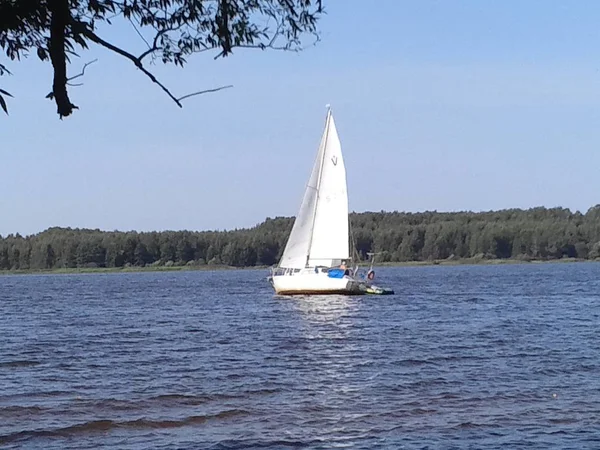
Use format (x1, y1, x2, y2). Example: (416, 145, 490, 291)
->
(128, 18, 152, 51)
(47, 59, 97, 99)
(177, 85, 233, 102)
(66, 58, 98, 84)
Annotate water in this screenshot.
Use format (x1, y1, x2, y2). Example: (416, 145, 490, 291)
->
(1, 263, 599, 449)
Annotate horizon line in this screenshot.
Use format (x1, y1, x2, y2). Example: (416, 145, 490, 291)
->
(2, 204, 599, 238)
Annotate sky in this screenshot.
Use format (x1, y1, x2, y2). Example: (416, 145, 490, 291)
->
(1, 0, 600, 236)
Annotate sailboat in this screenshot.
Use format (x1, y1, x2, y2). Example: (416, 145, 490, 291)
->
(268, 106, 394, 296)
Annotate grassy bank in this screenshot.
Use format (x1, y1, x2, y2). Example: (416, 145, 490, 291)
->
(377, 256, 591, 267)
(1, 257, 595, 276)
(0, 264, 269, 276)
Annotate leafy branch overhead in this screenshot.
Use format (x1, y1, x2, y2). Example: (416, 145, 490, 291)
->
(0, 62, 11, 113)
(0, 0, 323, 117)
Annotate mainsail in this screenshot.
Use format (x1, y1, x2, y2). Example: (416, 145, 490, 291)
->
(278, 108, 349, 269)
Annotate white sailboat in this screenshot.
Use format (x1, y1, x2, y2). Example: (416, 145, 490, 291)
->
(269, 106, 391, 296)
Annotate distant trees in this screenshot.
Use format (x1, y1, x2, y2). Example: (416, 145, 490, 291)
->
(1, 206, 600, 271)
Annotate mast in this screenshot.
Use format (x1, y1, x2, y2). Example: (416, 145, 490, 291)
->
(305, 105, 332, 267)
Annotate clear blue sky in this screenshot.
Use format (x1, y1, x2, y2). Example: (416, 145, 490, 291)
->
(1, 0, 600, 236)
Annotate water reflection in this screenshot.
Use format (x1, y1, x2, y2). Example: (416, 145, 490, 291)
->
(283, 294, 359, 323)
(275, 293, 369, 438)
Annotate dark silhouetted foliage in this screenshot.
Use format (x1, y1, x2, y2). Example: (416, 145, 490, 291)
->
(0, 0, 322, 116)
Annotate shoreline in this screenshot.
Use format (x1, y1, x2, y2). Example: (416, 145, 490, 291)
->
(0, 257, 596, 276)
(377, 257, 593, 267)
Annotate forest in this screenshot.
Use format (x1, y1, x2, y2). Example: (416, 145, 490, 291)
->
(2, 206, 600, 271)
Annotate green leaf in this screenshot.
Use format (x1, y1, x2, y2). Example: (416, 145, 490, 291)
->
(0, 94, 8, 114)
(37, 47, 48, 61)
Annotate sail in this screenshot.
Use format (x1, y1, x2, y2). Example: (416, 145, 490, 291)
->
(278, 114, 329, 268)
(307, 111, 349, 266)
(278, 108, 349, 269)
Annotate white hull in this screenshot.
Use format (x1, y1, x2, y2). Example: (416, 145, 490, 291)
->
(270, 270, 364, 295)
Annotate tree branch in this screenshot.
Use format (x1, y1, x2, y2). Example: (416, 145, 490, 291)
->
(2, 0, 324, 118)
(211, 20, 320, 60)
(137, 24, 184, 62)
(75, 22, 183, 107)
(73, 21, 234, 108)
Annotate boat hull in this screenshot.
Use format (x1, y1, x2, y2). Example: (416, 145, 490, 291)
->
(271, 271, 364, 296)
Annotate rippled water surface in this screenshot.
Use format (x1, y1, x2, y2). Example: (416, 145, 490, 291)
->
(1, 263, 600, 449)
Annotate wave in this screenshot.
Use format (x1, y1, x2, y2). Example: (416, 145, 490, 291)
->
(0, 360, 40, 368)
(0, 409, 250, 445)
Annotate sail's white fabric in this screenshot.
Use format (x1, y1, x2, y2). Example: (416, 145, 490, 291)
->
(307, 112, 349, 267)
(279, 110, 349, 269)
(278, 117, 327, 268)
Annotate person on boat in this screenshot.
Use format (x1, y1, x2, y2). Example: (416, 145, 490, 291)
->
(338, 262, 351, 276)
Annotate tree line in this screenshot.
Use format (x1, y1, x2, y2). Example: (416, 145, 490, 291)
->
(2, 206, 600, 271)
